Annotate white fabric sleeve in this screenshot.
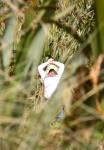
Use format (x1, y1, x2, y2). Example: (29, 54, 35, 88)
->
(38, 61, 49, 80)
(53, 61, 65, 78)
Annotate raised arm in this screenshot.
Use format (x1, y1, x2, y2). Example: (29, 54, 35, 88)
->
(53, 61, 65, 77)
(38, 61, 49, 80)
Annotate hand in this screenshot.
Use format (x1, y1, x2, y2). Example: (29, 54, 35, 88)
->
(47, 58, 54, 64)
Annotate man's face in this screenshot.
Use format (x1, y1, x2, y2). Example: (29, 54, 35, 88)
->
(47, 70, 57, 77)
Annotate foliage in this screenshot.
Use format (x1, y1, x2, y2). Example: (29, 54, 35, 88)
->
(0, 0, 104, 150)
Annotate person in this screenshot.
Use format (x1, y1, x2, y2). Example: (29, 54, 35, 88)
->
(38, 58, 64, 99)
(38, 58, 65, 120)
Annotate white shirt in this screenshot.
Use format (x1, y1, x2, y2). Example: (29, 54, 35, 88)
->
(38, 61, 64, 99)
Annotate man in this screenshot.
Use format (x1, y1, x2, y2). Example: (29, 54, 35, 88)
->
(38, 58, 65, 120)
(38, 58, 64, 99)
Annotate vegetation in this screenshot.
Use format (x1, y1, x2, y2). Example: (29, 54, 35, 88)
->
(0, 0, 104, 149)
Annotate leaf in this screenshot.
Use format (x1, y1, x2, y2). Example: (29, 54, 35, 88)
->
(2, 16, 17, 68)
(93, 0, 104, 57)
(24, 26, 49, 77)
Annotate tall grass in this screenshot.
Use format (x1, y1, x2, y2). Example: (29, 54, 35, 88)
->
(0, 0, 104, 150)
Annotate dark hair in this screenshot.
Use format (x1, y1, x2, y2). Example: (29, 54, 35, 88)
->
(48, 69, 57, 74)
